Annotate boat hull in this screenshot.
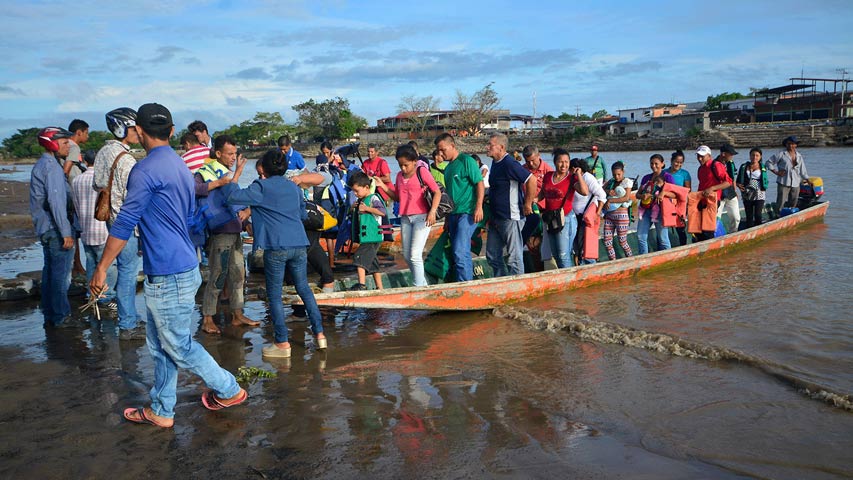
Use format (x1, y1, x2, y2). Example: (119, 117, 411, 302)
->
(296, 202, 830, 311)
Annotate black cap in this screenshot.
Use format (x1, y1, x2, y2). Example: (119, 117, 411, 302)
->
(136, 103, 173, 131)
(720, 143, 738, 155)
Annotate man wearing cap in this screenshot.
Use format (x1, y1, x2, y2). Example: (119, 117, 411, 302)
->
(695, 145, 732, 241)
(715, 144, 741, 233)
(91, 104, 247, 428)
(768, 136, 809, 211)
(584, 145, 607, 185)
(94, 108, 145, 340)
(30, 127, 76, 327)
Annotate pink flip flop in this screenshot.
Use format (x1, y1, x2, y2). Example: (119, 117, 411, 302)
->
(123, 407, 173, 428)
(201, 388, 248, 411)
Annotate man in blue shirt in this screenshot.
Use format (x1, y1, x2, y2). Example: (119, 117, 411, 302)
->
(278, 135, 306, 170)
(485, 133, 537, 276)
(30, 127, 76, 327)
(90, 104, 246, 428)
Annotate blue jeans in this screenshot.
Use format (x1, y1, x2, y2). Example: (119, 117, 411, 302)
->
(545, 213, 577, 269)
(264, 248, 323, 344)
(115, 234, 141, 330)
(637, 213, 671, 254)
(447, 213, 476, 282)
(487, 218, 525, 277)
(401, 214, 430, 287)
(84, 243, 116, 301)
(40, 230, 73, 325)
(144, 267, 239, 419)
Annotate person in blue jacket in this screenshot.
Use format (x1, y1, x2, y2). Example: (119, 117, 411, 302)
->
(30, 126, 77, 327)
(227, 149, 327, 359)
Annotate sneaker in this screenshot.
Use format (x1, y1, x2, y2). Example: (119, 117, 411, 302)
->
(262, 344, 291, 358)
(119, 326, 147, 341)
(349, 283, 367, 291)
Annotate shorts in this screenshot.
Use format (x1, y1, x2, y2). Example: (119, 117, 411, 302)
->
(352, 242, 381, 274)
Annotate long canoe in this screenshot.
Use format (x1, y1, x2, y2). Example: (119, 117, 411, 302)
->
(293, 202, 829, 311)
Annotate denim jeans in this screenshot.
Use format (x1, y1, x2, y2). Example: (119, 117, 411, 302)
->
(40, 230, 74, 325)
(202, 233, 244, 316)
(84, 243, 116, 301)
(447, 213, 476, 282)
(545, 213, 577, 269)
(264, 248, 323, 344)
(487, 218, 525, 277)
(401, 213, 430, 286)
(115, 233, 141, 330)
(637, 213, 671, 254)
(144, 267, 239, 419)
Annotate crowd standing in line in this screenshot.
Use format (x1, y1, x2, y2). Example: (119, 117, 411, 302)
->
(28, 104, 817, 426)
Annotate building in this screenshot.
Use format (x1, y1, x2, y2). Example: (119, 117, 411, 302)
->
(752, 77, 852, 122)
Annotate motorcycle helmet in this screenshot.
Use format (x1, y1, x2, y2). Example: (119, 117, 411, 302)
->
(105, 107, 137, 139)
(37, 127, 73, 153)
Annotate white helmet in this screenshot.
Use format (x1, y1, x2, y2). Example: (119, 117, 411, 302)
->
(105, 107, 137, 139)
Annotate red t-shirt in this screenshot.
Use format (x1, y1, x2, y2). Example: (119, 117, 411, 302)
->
(541, 171, 576, 214)
(697, 160, 731, 201)
(362, 156, 392, 201)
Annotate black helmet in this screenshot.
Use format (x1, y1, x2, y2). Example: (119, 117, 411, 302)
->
(105, 107, 137, 139)
(37, 127, 73, 153)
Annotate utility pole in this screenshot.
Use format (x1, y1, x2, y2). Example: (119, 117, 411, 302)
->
(575, 105, 581, 119)
(838, 68, 849, 118)
(532, 91, 537, 128)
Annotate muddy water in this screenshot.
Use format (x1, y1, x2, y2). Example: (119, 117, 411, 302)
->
(0, 148, 851, 478)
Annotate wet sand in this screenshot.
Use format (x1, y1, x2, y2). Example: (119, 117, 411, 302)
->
(0, 180, 36, 254)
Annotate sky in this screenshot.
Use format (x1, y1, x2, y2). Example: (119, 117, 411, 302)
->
(1, 0, 852, 141)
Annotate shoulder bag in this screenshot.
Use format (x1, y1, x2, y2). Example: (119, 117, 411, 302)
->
(94, 151, 129, 222)
(541, 173, 573, 233)
(416, 166, 454, 220)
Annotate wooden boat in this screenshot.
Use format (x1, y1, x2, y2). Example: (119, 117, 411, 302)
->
(292, 202, 830, 311)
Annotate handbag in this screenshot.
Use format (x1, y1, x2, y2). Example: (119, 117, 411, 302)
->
(303, 200, 338, 231)
(541, 173, 574, 233)
(94, 151, 129, 222)
(416, 166, 454, 220)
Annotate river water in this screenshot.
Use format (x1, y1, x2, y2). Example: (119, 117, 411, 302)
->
(0, 147, 851, 479)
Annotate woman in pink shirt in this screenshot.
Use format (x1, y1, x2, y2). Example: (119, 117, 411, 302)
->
(374, 145, 441, 286)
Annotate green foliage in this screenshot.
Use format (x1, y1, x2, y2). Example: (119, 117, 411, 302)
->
(591, 109, 610, 119)
(236, 366, 277, 386)
(79, 130, 114, 152)
(292, 97, 365, 141)
(336, 110, 368, 140)
(1, 127, 42, 158)
(685, 126, 702, 138)
(546, 110, 610, 123)
(705, 92, 747, 111)
(215, 112, 294, 148)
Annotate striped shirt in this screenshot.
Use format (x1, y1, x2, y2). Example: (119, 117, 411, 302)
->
(182, 145, 210, 173)
(71, 168, 109, 246)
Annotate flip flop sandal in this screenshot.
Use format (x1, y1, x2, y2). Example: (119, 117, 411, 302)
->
(201, 388, 247, 411)
(123, 407, 172, 428)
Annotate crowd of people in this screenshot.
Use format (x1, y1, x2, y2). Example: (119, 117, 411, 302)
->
(28, 103, 812, 427)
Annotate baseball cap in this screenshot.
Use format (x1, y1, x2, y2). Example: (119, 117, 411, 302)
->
(591, 145, 599, 151)
(720, 143, 738, 155)
(782, 135, 798, 146)
(696, 145, 712, 157)
(136, 103, 174, 130)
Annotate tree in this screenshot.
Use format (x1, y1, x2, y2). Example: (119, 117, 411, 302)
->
(215, 112, 294, 147)
(79, 130, 114, 152)
(705, 92, 747, 111)
(1, 128, 42, 158)
(591, 109, 610, 119)
(452, 83, 500, 136)
(292, 97, 363, 141)
(397, 94, 441, 134)
(336, 110, 367, 140)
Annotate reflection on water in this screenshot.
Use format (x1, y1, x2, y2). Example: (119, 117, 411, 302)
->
(0, 148, 851, 478)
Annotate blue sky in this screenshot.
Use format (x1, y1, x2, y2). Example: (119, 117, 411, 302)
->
(1, 0, 851, 140)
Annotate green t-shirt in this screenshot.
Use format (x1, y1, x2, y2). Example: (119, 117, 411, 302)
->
(444, 153, 483, 214)
(584, 155, 607, 183)
(430, 161, 447, 187)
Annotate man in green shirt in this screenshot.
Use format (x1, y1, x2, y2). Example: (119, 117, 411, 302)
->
(584, 145, 607, 185)
(434, 133, 484, 281)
